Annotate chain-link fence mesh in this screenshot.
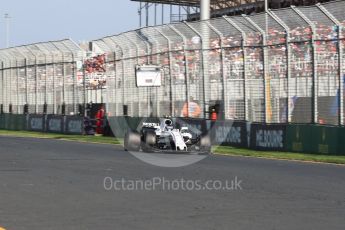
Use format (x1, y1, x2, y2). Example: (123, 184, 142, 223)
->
(0, 39, 83, 116)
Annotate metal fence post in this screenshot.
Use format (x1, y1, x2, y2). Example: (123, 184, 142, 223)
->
(24, 58, 28, 111)
(1, 62, 3, 111)
(206, 21, 227, 119)
(154, 27, 174, 116)
(268, 10, 291, 123)
(52, 56, 56, 114)
(223, 16, 248, 121)
(62, 53, 66, 113)
(292, 6, 318, 124)
(139, 32, 155, 116)
(16, 59, 20, 114)
(34, 57, 38, 114)
(142, 31, 161, 117)
(184, 21, 208, 119)
(243, 14, 269, 123)
(100, 38, 118, 117)
(82, 57, 87, 116)
(339, 25, 344, 126)
(168, 25, 189, 117)
(124, 33, 141, 117)
(98, 39, 117, 117)
(317, 3, 344, 126)
(109, 37, 123, 116)
(118, 43, 125, 116)
(72, 53, 77, 114)
(6, 59, 13, 113)
(44, 55, 48, 113)
(113, 51, 117, 116)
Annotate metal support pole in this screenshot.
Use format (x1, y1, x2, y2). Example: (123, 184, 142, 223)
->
(44, 56, 48, 111)
(243, 14, 269, 123)
(121, 51, 125, 116)
(268, 10, 291, 123)
(137, 33, 155, 114)
(82, 58, 87, 116)
(156, 50, 160, 117)
(62, 40, 82, 115)
(124, 33, 140, 117)
(24, 49, 38, 114)
(24, 59, 28, 110)
(62, 55, 66, 112)
(9, 61, 13, 108)
(265, 0, 268, 12)
(187, 7, 191, 20)
(3, 65, 6, 113)
(34, 58, 38, 113)
(113, 51, 117, 116)
(154, 3, 157, 26)
(1, 62, 4, 111)
(223, 16, 248, 121)
(139, 2, 142, 28)
(317, 3, 344, 125)
(16, 60, 20, 114)
(72, 54, 77, 114)
(292, 6, 318, 124)
(207, 21, 227, 119)
(103, 38, 118, 116)
(169, 25, 189, 117)
(155, 27, 174, 116)
(52, 57, 57, 114)
(146, 2, 149, 27)
(200, 0, 210, 21)
(162, 4, 164, 25)
(143, 32, 160, 116)
(109, 37, 123, 116)
(135, 32, 153, 116)
(339, 27, 344, 126)
(4, 14, 11, 48)
(184, 21, 208, 118)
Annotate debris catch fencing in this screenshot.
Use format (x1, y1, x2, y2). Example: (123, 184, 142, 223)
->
(1, 1, 345, 126)
(0, 39, 84, 116)
(92, 0, 345, 125)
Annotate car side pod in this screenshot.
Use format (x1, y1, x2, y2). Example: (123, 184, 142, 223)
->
(124, 131, 141, 152)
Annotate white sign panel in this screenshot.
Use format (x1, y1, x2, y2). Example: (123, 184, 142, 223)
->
(136, 65, 162, 87)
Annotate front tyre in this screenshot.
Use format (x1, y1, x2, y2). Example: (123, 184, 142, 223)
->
(141, 131, 156, 153)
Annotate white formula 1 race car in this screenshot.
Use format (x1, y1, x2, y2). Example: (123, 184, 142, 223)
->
(124, 118, 211, 154)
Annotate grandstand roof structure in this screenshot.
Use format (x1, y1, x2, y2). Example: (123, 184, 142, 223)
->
(131, 0, 263, 10)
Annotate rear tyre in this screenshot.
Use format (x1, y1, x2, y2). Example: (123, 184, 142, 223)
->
(141, 131, 156, 153)
(124, 131, 141, 152)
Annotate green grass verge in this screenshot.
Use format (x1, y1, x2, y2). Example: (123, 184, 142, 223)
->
(1, 129, 344, 165)
(0, 130, 121, 145)
(214, 146, 345, 165)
